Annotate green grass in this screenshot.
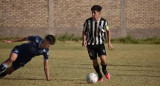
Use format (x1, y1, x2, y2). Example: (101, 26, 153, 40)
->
(1, 34, 160, 44)
(111, 35, 160, 44)
(55, 33, 82, 42)
(0, 42, 160, 86)
(54, 33, 160, 44)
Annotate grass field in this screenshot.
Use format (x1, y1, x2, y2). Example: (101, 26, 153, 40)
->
(0, 42, 160, 86)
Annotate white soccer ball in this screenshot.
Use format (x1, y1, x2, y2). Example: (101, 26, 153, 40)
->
(86, 73, 98, 84)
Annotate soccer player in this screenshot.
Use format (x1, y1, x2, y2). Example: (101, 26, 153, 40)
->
(82, 5, 114, 82)
(0, 35, 55, 81)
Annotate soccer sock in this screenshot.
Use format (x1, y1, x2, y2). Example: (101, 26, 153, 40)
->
(0, 71, 7, 78)
(0, 63, 8, 74)
(101, 64, 108, 75)
(93, 65, 102, 79)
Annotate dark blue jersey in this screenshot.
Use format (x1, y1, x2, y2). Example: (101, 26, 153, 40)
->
(14, 36, 49, 60)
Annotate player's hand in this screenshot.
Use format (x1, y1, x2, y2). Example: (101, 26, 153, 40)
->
(47, 78, 51, 81)
(108, 43, 114, 50)
(82, 40, 87, 47)
(2, 40, 13, 44)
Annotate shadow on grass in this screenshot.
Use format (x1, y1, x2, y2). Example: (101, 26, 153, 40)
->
(1, 77, 45, 81)
(54, 66, 92, 69)
(2, 77, 87, 84)
(109, 64, 156, 67)
(110, 68, 160, 72)
(109, 64, 160, 72)
(115, 74, 160, 78)
(109, 64, 160, 78)
(58, 78, 87, 85)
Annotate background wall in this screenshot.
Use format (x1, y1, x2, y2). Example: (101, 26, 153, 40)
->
(0, 0, 160, 38)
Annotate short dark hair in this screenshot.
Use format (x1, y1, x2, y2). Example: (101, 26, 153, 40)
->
(91, 5, 102, 12)
(45, 35, 56, 45)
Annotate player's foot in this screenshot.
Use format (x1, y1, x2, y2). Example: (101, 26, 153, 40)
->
(97, 73, 103, 82)
(105, 73, 110, 79)
(98, 78, 103, 82)
(0, 64, 7, 74)
(0, 72, 7, 78)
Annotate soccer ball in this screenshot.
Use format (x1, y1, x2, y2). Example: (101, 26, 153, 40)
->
(86, 73, 98, 84)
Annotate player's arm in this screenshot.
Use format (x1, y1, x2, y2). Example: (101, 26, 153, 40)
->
(106, 26, 114, 50)
(82, 31, 87, 47)
(44, 59, 50, 81)
(82, 21, 88, 47)
(2, 37, 28, 44)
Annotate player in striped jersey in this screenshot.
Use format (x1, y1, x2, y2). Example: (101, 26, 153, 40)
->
(82, 5, 114, 82)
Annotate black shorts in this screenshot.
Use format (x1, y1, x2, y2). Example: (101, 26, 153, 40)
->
(11, 47, 31, 70)
(87, 44, 107, 60)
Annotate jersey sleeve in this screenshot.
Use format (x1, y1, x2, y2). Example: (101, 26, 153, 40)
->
(83, 20, 88, 34)
(27, 36, 36, 41)
(27, 35, 42, 44)
(43, 49, 49, 60)
(105, 21, 109, 30)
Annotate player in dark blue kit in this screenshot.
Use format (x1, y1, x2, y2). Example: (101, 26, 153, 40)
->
(0, 35, 55, 81)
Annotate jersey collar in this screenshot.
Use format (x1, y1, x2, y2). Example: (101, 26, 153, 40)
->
(92, 17, 101, 22)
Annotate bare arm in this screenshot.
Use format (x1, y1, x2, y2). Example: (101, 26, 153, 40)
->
(106, 29, 114, 50)
(2, 37, 28, 44)
(82, 31, 87, 47)
(44, 60, 50, 81)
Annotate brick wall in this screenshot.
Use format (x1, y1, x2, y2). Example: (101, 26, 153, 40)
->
(126, 0, 160, 29)
(0, 0, 48, 27)
(0, 0, 160, 38)
(125, 0, 160, 38)
(53, 0, 121, 36)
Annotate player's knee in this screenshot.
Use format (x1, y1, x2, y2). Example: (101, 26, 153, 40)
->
(101, 60, 106, 65)
(8, 58, 15, 62)
(100, 56, 106, 65)
(92, 60, 98, 66)
(9, 54, 18, 62)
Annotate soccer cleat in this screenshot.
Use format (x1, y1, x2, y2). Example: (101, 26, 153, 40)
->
(0, 64, 7, 75)
(98, 78, 103, 82)
(105, 73, 110, 79)
(0, 72, 7, 78)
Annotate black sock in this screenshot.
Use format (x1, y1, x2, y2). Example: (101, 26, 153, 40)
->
(0, 72, 7, 78)
(0, 63, 7, 74)
(93, 65, 102, 79)
(101, 64, 108, 75)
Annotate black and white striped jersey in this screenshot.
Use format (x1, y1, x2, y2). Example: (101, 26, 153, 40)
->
(83, 17, 109, 45)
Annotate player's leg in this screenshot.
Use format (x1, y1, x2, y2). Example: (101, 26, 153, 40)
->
(98, 44, 110, 79)
(0, 63, 8, 75)
(0, 66, 15, 78)
(87, 45, 103, 82)
(92, 59, 103, 82)
(100, 55, 110, 79)
(100, 55, 108, 74)
(0, 53, 18, 77)
(0, 53, 18, 75)
(6, 66, 16, 74)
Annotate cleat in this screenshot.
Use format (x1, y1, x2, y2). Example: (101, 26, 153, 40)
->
(0, 67, 7, 75)
(0, 72, 7, 78)
(105, 73, 110, 79)
(98, 78, 103, 82)
(0, 63, 8, 75)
